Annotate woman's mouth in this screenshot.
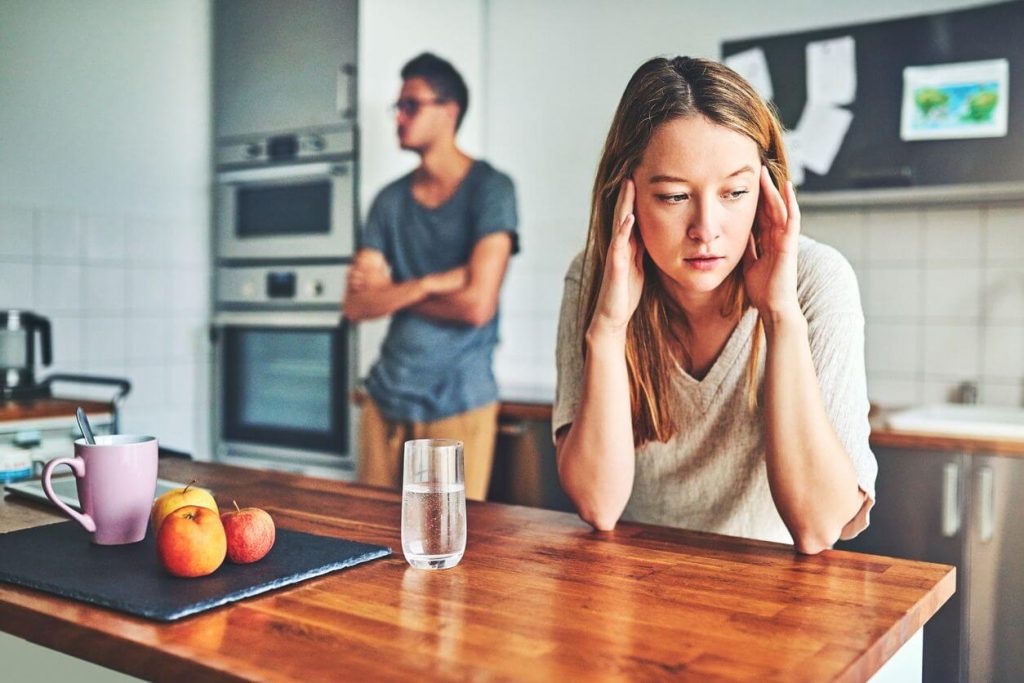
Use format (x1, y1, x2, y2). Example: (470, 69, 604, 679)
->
(684, 256, 724, 272)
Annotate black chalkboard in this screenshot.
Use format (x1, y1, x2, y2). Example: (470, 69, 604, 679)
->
(722, 1, 1024, 193)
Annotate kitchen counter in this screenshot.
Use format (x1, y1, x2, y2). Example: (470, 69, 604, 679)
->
(0, 398, 112, 423)
(499, 402, 1024, 457)
(868, 410, 1024, 457)
(0, 459, 952, 681)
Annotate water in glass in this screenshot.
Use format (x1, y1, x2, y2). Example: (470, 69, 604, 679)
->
(401, 481, 466, 569)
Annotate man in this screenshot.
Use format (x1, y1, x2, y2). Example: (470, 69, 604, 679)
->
(343, 53, 518, 501)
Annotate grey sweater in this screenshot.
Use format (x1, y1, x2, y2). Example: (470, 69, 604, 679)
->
(553, 236, 877, 545)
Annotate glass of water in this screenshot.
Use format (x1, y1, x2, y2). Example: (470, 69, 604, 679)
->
(401, 438, 467, 570)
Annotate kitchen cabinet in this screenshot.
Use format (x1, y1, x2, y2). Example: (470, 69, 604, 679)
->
(838, 446, 1024, 683)
(489, 403, 573, 512)
(214, 0, 357, 138)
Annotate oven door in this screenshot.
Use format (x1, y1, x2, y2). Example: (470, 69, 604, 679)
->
(213, 312, 349, 465)
(216, 161, 355, 261)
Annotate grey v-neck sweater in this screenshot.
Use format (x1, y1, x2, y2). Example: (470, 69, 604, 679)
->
(553, 236, 877, 545)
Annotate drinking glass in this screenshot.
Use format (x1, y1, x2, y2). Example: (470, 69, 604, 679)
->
(401, 438, 466, 570)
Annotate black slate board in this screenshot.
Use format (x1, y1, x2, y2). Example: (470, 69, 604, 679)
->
(0, 521, 390, 621)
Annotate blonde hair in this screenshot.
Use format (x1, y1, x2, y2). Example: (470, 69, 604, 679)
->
(580, 56, 790, 448)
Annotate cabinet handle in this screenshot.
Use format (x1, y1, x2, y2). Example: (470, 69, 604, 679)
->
(976, 466, 994, 543)
(941, 462, 960, 537)
(336, 63, 356, 119)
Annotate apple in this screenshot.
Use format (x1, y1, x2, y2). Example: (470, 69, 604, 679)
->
(157, 505, 227, 578)
(151, 480, 218, 533)
(221, 500, 276, 564)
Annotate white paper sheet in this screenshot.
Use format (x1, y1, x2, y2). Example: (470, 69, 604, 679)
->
(782, 130, 806, 187)
(806, 36, 856, 106)
(724, 47, 774, 102)
(793, 104, 853, 176)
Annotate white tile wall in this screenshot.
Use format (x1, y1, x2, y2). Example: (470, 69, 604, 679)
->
(0, 204, 35, 258)
(805, 202, 1024, 408)
(0, 199, 210, 454)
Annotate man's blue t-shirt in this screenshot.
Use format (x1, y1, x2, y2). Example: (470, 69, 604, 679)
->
(360, 160, 519, 422)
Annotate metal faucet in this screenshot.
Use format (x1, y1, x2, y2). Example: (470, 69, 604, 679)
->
(955, 380, 978, 405)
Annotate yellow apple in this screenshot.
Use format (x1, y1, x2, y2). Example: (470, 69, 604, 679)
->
(151, 480, 218, 533)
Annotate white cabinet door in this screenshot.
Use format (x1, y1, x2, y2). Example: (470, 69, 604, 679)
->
(214, 0, 358, 138)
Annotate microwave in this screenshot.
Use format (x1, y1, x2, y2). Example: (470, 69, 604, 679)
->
(216, 160, 355, 261)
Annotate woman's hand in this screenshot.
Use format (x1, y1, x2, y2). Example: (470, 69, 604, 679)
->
(587, 178, 645, 340)
(743, 166, 802, 318)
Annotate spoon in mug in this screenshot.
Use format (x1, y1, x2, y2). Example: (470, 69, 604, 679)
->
(76, 406, 96, 445)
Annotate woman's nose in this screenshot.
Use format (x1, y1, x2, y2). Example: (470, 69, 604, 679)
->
(686, 199, 721, 243)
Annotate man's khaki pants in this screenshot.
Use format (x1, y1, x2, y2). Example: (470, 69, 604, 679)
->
(356, 393, 499, 501)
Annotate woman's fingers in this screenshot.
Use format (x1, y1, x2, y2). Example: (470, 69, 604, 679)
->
(613, 177, 636, 231)
(631, 224, 645, 271)
(783, 181, 802, 237)
(610, 213, 635, 269)
(758, 165, 787, 230)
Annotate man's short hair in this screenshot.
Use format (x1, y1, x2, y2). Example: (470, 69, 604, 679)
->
(401, 53, 469, 131)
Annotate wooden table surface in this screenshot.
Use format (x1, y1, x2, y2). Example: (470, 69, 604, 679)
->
(0, 459, 954, 682)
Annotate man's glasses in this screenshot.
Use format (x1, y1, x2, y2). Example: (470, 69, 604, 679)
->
(391, 97, 449, 117)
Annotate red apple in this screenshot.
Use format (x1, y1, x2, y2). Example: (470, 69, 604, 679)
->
(221, 500, 275, 564)
(157, 505, 227, 578)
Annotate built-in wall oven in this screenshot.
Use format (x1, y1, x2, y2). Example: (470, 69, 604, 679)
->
(216, 126, 356, 261)
(213, 124, 357, 479)
(212, 265, 355, 478)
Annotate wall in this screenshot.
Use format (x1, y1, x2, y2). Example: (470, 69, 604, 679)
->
(0, 0, 212, 452)
(484, 0, 1024, 407)
(807, 203, 1023, 405)
(356, 0, 486, 376)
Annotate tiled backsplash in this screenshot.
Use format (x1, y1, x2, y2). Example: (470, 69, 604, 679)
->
(806, 203, 1024, 407)
(0, 200, 211, 454)
(495, 202, 1024, 408)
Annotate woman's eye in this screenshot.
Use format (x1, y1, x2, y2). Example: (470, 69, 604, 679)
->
(659, 193, 689, 203)
(725, 189, 750, 201)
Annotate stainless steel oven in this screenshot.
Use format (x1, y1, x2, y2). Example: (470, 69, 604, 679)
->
(211, 265, 355, 479)
(216, 127, 356, 262)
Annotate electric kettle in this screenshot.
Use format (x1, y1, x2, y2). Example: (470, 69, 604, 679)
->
(0, 310, 52, 397)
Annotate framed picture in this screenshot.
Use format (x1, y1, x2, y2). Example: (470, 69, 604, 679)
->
(900, 58, 1009, 141)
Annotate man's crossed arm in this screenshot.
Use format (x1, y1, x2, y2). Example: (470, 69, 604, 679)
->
(341, 231, 514, 327)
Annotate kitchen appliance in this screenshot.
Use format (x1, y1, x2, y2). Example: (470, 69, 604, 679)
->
(1, 310, 52, 400)
(211, 264, 355, 479)
(216, 126, 356, 262)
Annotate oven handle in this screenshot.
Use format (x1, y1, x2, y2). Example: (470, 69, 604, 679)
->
(216, 162, 348, 185)
(212, 312, 344, 328)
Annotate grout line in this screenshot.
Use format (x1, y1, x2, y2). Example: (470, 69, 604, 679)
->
(915, 210, 925, 403)
(978, 205, 989, 391)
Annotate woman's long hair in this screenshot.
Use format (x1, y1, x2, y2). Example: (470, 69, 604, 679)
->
(580, 56, 790, 448)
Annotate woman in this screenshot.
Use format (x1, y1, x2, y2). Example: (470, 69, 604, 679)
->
(553, 56, 877, 554)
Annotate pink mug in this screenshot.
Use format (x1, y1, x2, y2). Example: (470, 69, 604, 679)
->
(42, 435, 159, 545)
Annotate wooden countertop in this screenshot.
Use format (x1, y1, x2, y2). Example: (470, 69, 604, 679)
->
(1, 459, 954, 682)
(0, 397, 112, 423)
(868, 411, 1024, 457)
(499, 402, 1024, 457)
